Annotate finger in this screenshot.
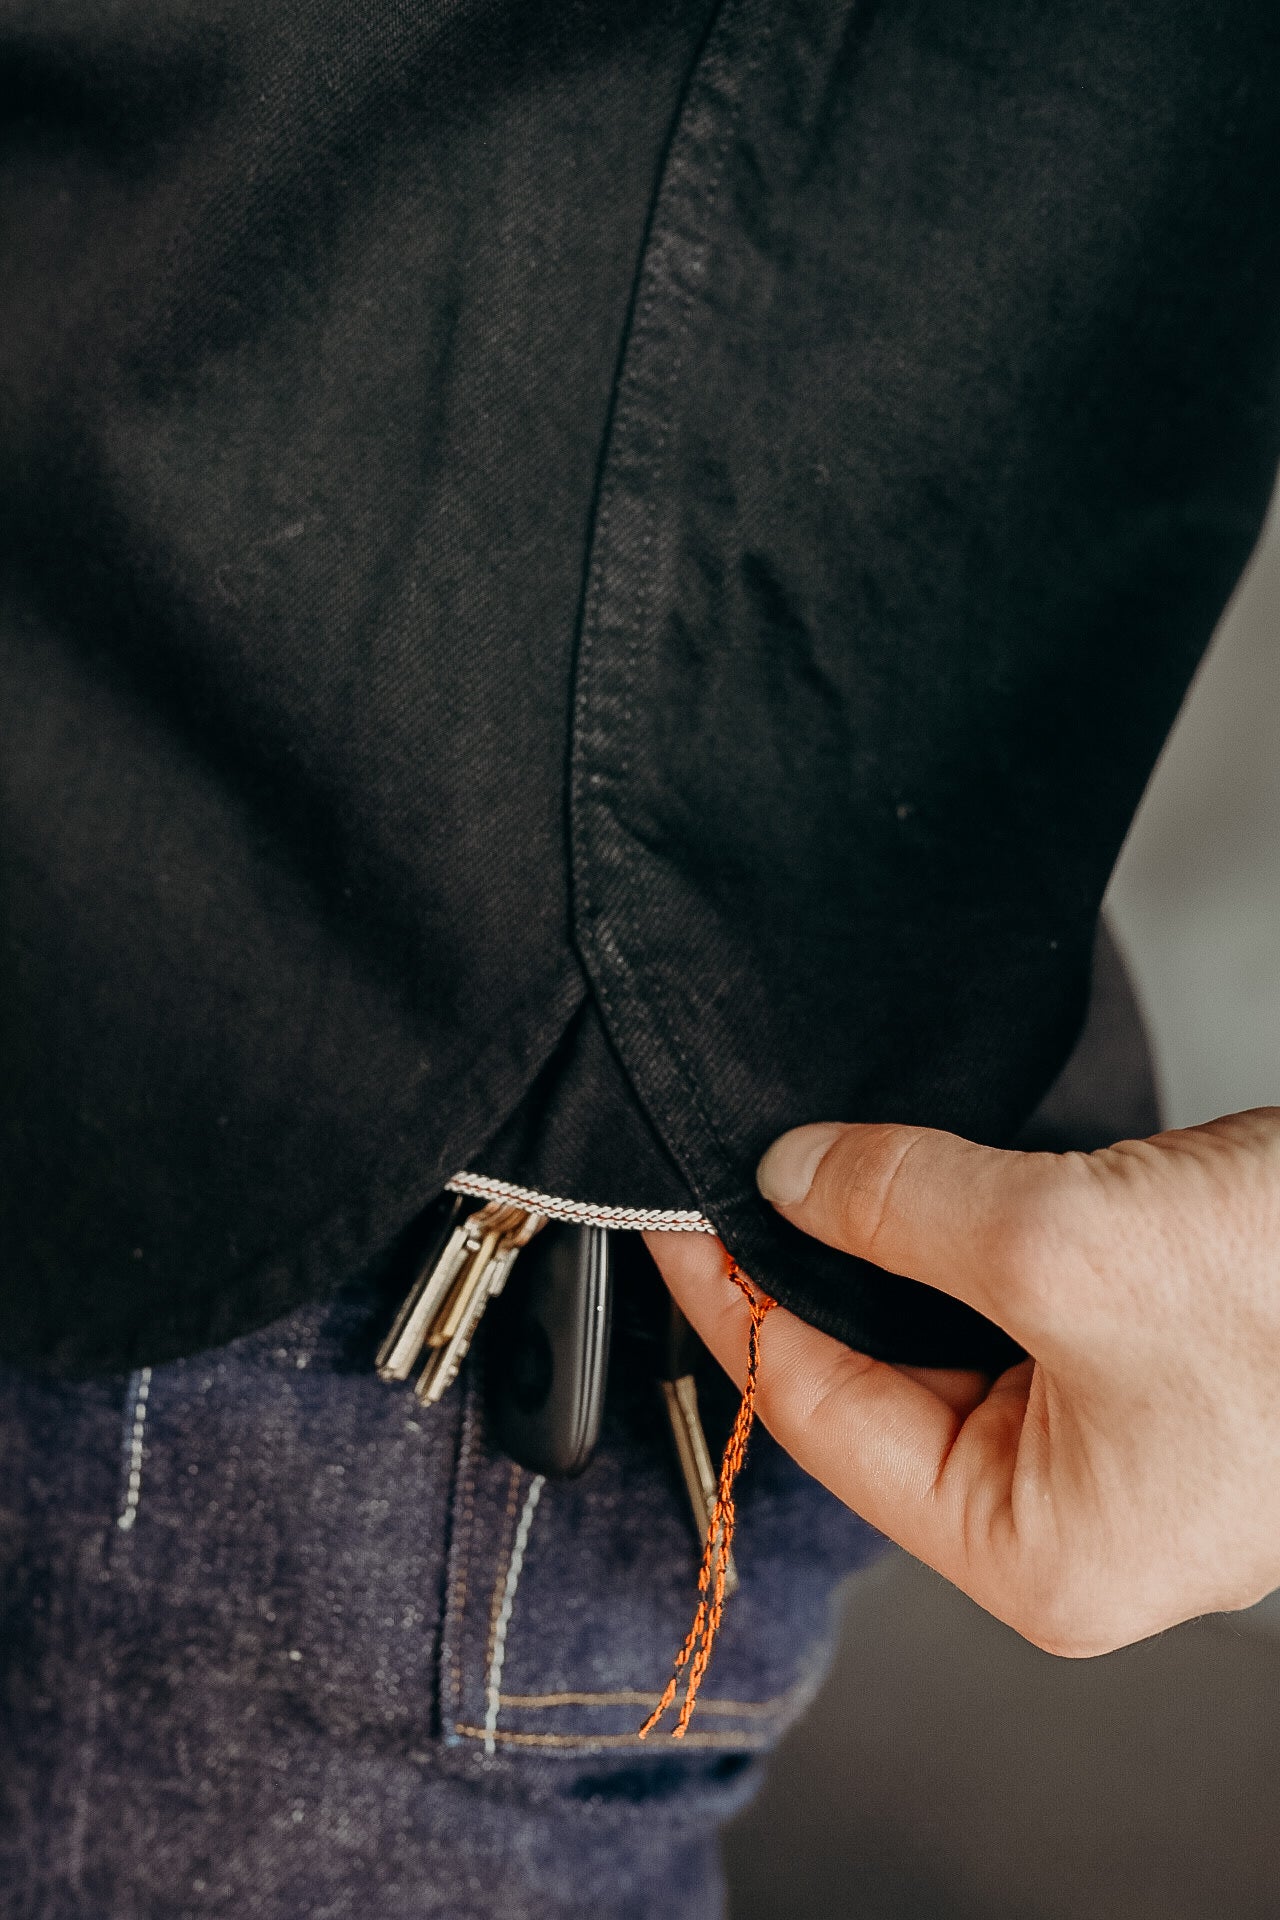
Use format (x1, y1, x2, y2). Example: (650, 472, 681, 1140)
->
(895, 1364, 992, 1421)
(645, 1231, 1025, 1590)
(756, 1120, 1082, 1327)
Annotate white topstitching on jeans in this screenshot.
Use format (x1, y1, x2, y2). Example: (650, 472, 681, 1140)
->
(116, 1366, 153, 1531)
(482, 1474, 546, 1757)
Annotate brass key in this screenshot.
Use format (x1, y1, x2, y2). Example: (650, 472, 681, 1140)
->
(428, 1206, 516, 1346)
(378, 1200, 541, 1389)
(412, 1205, 546, 1406)
(376, 1195, 474, 1381)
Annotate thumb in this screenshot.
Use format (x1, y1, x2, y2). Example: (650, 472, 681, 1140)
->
(757, 1121, 1068, 1326)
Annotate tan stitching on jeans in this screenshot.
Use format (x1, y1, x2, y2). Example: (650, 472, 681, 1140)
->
(445, 1385, 482, 1725)
(453, 1724, 771, 1750)
(497, 1688, 797, 1717)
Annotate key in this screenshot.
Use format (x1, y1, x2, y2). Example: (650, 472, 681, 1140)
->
(376, 1194, 472, 1381)
(414, 1206, 546, 1406)
(427, 1206, 516, 1346)
(660, 1299, 738, 1594)
(425, 1204, 542, 1345)
(377, 1200, 535, 1384)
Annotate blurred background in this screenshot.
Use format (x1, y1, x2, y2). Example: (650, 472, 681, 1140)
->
(722, 495, 1280, 1919)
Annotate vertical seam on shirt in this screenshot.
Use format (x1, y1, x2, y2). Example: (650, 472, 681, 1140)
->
(569, 0, 783, 1206)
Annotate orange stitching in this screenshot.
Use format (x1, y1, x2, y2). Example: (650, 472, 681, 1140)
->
(639, 1257, 775, 1740)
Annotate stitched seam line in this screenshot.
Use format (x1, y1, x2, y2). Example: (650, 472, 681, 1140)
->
(115, 1366, 152, 1532)
(482, 1475, 545, 1758)
(484, 1462, 526, 1678)
(569, 0, 783, 1213)
(443, 1378, 483, 1728)
(496, 1688, 797, 1717)
(453, 1724, 772, 1751)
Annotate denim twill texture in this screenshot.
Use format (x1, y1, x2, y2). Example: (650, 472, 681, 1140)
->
(0, 1267, 881, 1918)
(2, 0, 1279, 1377)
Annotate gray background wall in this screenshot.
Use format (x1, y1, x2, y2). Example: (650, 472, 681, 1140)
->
(1108, 497, 1280, 1133)
(722, 495, 1280, 1920)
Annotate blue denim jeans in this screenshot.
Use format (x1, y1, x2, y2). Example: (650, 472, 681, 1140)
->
(0, 1266, 884, 1918)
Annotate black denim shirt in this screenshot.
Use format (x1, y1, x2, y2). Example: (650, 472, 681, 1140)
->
(3, 0, 1279, 1374)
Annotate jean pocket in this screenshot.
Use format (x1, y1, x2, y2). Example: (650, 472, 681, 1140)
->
(439, 1354, 885, 1761)
(94, 1292, 470, 1761)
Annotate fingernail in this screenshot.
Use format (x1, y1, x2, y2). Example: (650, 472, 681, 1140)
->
(756, 1124, 846, 1208)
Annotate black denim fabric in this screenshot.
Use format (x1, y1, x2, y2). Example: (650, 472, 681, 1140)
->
(2, 0, 1279, 1375)
(0, 929, 1150, 1917)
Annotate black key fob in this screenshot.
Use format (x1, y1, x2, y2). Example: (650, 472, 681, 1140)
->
(485, 1223, 612, 1478)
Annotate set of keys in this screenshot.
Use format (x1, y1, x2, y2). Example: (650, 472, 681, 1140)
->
(376, 1194, 737, 1583)
(376, 1195, 547, 1404)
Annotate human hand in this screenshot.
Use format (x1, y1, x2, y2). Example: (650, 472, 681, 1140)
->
(646, 1111, 1280, 1655)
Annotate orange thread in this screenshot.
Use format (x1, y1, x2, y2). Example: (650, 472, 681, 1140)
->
(639, 1257, 776, 1741)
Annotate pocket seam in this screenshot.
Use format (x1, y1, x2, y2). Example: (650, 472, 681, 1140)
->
(441, 1371, 823, 1755)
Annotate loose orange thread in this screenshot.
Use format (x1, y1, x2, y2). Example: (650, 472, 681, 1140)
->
(639, 1257, 776, 1741)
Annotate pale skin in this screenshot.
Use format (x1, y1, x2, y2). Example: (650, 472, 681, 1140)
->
(645, 1108, 1280, 1657)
